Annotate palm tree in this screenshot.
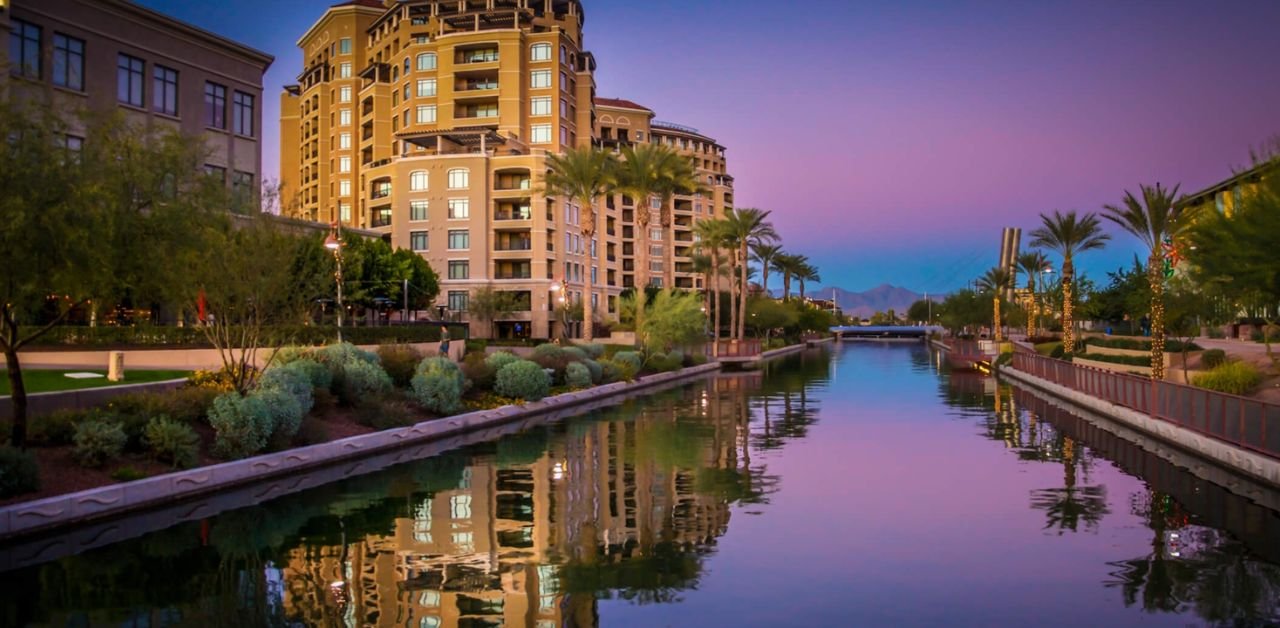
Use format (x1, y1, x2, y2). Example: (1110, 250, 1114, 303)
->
(1030, 210, 1110, 354)
(694, 218, 730, 350)
(1018, 251, 1050, 337)
(750, 242, 783, 298)
(796, 260, 820, 302)
(976, 267, 1014, 342)
(542, 147, 617, 342)
(614, 143, 678, 340)
(724, 208, 778, 341)
(1102, 183, 1189, 380)
(772, 253, 806, 302)
(653, 153, 705, 288)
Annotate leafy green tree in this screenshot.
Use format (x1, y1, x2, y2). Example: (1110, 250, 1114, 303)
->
(1031, 210, 1111, 353)
(542, 147, 617, 341)
(0, 100, 221, 446)
(640, 289, 706, 352)
(468, 285, 520, 340)
(938, 289, 988, 336)
(908, 299, 934, 325)
(1104, 182, 1192, 379)
(746, 297, 797, 342)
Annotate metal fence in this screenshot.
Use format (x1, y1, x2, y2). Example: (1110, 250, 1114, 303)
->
(1012, 352, 1280, 460)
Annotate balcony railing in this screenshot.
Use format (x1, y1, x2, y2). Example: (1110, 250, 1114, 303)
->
(494, 208, 532, 221)
(495, 241, 532, 251)
(457, 50, 499, 64)
(371, 211, 392, 228)
(495, 271, 532, 280)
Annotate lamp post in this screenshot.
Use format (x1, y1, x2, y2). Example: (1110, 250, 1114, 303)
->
(324, 222, 344, 343)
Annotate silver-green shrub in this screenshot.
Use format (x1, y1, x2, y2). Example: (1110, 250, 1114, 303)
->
(495, 359, 551, 401)
(565, 362, 592, 388)
(208, 392, 273, 459)
(411, 356, 466, 415)
(72, 420, 127, 468)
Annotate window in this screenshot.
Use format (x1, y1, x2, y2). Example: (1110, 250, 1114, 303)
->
(152, 65, 178, 116)
(339, 86, 352, 103)
(339, 38, 352, 54)
(404, 83, 411, 100)
(637, 131, 645, 142)
(417, 79, 436, 98)
(410, 200, 428, 221)
(10, 20, 41, 79)
(339, 156, 351, 173)
(530, 124, 552, 144)
(560, 71, 568, 92)
(64, 135, 83, 153)
(416, 105, 436, 124)
(339, 202, 351, 222)
(448, 199, 469, 219)
(448, 291, 469, 311)
(339, 132, 351, 149)
(410, 231, 428, 251)
(233, 91, 255, 137)
(117, 54, 145, 107)
(233, 170, 254, 195)
(531, 97, 551, 116)
(530, 70, 551, 89)
(416, 53, 436, 71)
(448, 230, 469, 250)
(530, 43, 551, 61)
(447, 169, 468, 189)
(204, 164, 226, 182)
(448, 261, 469, 280)
(450, 495, 472, 519)
(561, 127, 568, 144)
(339, 109, 351, 126)
(204, 82, 227, 128)
(560, 98, 568, 117)
(339, 63, 352, 78)
(410, 171, 428, 191)
(53, 34, 84, 91)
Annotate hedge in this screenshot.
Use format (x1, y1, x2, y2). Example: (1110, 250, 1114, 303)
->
(22, 324, 468, 348)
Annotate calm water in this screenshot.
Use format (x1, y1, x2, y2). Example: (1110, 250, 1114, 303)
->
(3, 344, 1280, 627)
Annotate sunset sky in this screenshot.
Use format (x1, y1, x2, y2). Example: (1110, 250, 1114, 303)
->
(139, 0, 1280, 294)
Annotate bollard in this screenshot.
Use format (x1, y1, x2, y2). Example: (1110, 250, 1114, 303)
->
(108, 351, 125, 382)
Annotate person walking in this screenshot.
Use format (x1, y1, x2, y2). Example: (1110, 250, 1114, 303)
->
(438, 325, 451, 359)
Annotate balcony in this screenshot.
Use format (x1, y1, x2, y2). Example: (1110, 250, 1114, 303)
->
(455, 103, 499, 120)
(494, 234, 532, 251)
(371, 205, 392, 228)
(494, 204, 532, 221)
(457, 78, 499, 93)
(494, 266, 533, 280)
(494, 174, 531, 191)
(456, 47, 499, 65)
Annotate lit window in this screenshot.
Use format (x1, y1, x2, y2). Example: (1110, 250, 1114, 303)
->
(530, 70, 551, 89)
(410, 200, 428, 221)
(410, 171, 428, 191)
(530, 43, 552, 62)
(339, 180, 351, 196)
(411, 231, 428, 251)
(339, 109, 351, 126)
(339, 202, 351, 222)
(450, 495, 472, 519)
(637, 131, 645, 142)
(339, 156, 351, 173)
(448, 199, 469, 219)
(447, 169, 469, 189)
(448, 230, 469, 250)
(416, 105, 436, 124)
(417, 79, 436, 98)
(416, 53, 436, 71)
(448, 261, 469, 280)
(53, 34, 85, 91)
(530, 124, 552, 144)
(339, 86, 352, 103)
(531, 97, 552, 117)
(339, 63, 352, 78)
(339, 133, 351, 149)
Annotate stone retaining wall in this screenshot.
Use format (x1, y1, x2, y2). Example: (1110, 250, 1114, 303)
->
(0, 379, 188, 421)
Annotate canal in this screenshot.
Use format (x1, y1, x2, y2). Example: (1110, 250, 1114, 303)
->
(2, 343, 1279, 627)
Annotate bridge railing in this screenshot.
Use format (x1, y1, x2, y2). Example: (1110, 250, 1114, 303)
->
(1012, 352, 1280, 460)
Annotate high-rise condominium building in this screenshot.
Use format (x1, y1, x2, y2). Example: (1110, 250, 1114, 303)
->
(281, 0, 735, 339)
(1, 0, 273, 202)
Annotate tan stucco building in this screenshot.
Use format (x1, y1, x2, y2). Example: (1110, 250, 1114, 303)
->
(1, 0, 273, 202)
(280, 0, 736, 338)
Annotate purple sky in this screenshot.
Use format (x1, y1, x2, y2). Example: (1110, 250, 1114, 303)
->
(140, 0, 1280, 293)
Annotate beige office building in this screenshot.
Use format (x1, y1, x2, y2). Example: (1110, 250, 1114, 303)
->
(281, 0, 736, 338)
(1, 0, 273, 201)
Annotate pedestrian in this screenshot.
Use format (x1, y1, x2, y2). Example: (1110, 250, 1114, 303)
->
(438, 325, 450, 358)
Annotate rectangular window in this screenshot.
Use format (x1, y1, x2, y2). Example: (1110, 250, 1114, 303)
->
(410, 231, 428, 251)
(339, 86, 352, 103)
(339, 63, 352, 78)
(530, 124, 552, 144)
(339, 109, 351, 126)
(448, 291, 469, 312)
(10, 20, 41, 79)
(448, 170, 468, 189)
(448, 230, 469, 250)
(531, 97, 552, 117)
(416, 105, 436, 124)
(339, 180, 351, 196)
(410, 200, 428, 221)
(339, 132, 351, 149)
(233, 91, 255, 137)
(152, 65, 179, 116)
(64, 135, 84, 153)
(416, 79, 436, 98)
(531, 43, 552, 61)
(417, 53, 436, 71)
(339, 202, 351, 222)
(530, 70, 551, 89)
(204, 82, 227, 129)
(561, 127, 568, 145)
(204, 164, 226, 182)
(117, 54, 145, 107)
(410, 171, 428, 191)
(448, 261, 469, 280)
(233, 170, 254, 195)
(53, 34, 84, 91)
(560, 98, 569, 117)
(559, 71, 568, 91)
(339, 156, 351, 173)
(339, 38, 352, 54)
(448, 199, 469, 219)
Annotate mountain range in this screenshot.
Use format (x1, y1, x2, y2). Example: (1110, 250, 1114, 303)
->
(773, 284, 939, 318)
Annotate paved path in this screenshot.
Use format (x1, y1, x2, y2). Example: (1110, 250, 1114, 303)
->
(1196, 338, 1273, 355)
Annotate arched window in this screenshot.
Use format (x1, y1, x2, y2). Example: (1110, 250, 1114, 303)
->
(447, 168, 469, 190)
(530, 43, 551, 62)
(409, 171, 428, 192)
(416, 52, 436, 71)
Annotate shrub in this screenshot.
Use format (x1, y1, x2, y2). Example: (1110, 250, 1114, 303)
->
(143, 417, 200, 468)
(533, 343, 566, 360)
(1050, 344, 1066, 359)
(354, 396, 419, 430)
(1192, 362, 1263, 396)
(646, 352, 682, 373)
(562, 346, 588, 362)
(565, 362, 592, 388)
(271, 346, 314, 365)
(29, 409, 87, 446)
(251, 387, 303, 449)
(1207, 327, 1226, 339)
(411, 357, 466, 415)
(190, 366, 254, 392)
(295, 417, 329, 446)
(668, 350, 686, 367)
(613, 351, 642, 372)
(72, 420, 127, 468)
(495, 360, 551, 401)
(578, 343, 605, 359)
(599, 357, 636, 383)
(336, 359, 394, 406)
(160, 387, 220, 424)
(484, 350, 522, 372)
(1251, 327, 1280, 343)
(377, 344, 425, 388)
(316, 342, 379, 367)
(287, 358, 332, 390)
(0, 445, 39, 498)
(258, 364, 315, 415)
(110, 466, 148, 482)
(580, 358, 603, 384)
(1201, 349, 1227, 370)
(598, 359, 622, 384)
(688, 352, 709, 366)
(208, 393, 273, 459)
(461, 352, 497, 392)
(465, 339, 488, 355)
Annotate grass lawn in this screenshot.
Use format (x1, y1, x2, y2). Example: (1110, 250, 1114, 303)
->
(0, 370, 190, 395)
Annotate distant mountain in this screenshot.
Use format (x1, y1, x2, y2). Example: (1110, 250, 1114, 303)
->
(774, 284, 939, 319)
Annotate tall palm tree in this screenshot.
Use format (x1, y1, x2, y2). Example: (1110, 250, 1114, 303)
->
(542, 147, 617, 342)
(796, 260, 820, 302)
(1102, 183, 1189, 380)
(614, 143, 678, 340)
(976, 267, 1014, 342)
(750, 242, 783, 298)
(694, 218, 730, 350)
(1018, 251, 1050, 337)
(1031, 210, 1110, 354)
(772, 253, 806, 302)
(724, 208, 778, 341)
(653, 153, 705, 288)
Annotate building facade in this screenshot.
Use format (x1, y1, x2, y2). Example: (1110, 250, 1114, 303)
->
(280, 0, 735, 338)
(1, 0, 273, 200)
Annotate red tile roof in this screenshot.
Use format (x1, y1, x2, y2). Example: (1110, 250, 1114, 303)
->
(594, 97, 651, 112)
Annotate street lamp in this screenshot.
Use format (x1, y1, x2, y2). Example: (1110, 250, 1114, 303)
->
(324, 222, 344, 343)
(550, 281, 566, 340)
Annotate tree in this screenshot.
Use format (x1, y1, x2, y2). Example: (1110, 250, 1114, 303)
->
(746, 297, 797, 342)
(750, 243, 783, 298)
(938, 289, 989, 336)
(724, 208, 779, 341)
(613, 143, 681, 339)
(796, 260, 820, 302)
(0, 100, 222, 447)
(1103, 183, 1192, 379)
(772, 253, 807, 302)
(1031, 210, 1111, 354)
(639, 289, 706, 352)
(1018, 251, 1050, 336)
(468, 285, 520, 340)
(694, 218, 731, 351)
(976, 267, 1014, 342)
(907, 299, 935, 325)
(542, 147, 617, 341)
(653, 153, 705, 288)
(393, 249, 441, 315)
